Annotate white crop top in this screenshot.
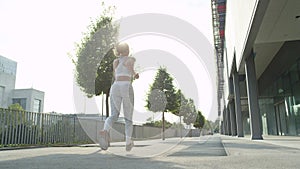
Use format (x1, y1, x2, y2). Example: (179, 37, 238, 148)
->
(115, 56, 132, 77)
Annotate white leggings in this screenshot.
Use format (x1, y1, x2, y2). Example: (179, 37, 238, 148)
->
(103, 81, 134, 144)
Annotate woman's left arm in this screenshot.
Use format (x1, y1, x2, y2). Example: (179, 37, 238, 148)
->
(126, 57, 139, 79)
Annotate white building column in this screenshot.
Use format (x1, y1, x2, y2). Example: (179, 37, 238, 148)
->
(229, 101, 237, 136)
(222, 109, 226, 135)
(228, 77, 237, 136)
(232, 67, 244, 137)
(226, 106, 232, 135)
(245, 53, 263, 140)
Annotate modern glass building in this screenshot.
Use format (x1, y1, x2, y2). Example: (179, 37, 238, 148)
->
(211, 0, 300, 138)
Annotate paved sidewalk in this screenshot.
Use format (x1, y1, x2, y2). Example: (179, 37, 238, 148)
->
(86, 135, 224, 158)
(0, 135, 300, 169)
(257, 135, 300, 149)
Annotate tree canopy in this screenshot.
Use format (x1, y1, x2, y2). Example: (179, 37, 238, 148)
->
(181, 98, 197, 125)
(145, 66, 207, 136)
(95, 48, 116, 96)
(143, 120, 173, 128)
(8, 103, 24, 111)
(145, 67, 178, 113)
(71, 3, 118, 98)
(193, 110, 206, 129)
(70, 3, 118, 117)
(145, 67, 178, 140)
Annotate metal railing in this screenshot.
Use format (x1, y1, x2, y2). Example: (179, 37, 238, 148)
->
(1, 108, 201, 149)
(0, 108, 92, 148)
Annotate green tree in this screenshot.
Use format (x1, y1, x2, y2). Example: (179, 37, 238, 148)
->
(194, 110, 206, 129)
(6, 104, 25, 129)
(212, 119, 220, 133)
(176, 89, 187, 138)
(8, 103, 24, 111)
(143, 120, 172, 128)
(145, 67, 178, 140)
(95, 47, 116, 117)
(180, 98, 197, 137)
(71, 2, 118, 98)
(181, 98, 197, 126)
(203, 120, 217, 134)
(174, 89, 184, 116)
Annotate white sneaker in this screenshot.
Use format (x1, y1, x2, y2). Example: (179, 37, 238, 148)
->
(126, 141, 134, 152)
(99, 130, 109, 150)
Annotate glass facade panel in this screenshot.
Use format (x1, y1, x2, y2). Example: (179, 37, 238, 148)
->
(12, 98, 26, 110)
(33, 99, 41, 113)
(289, 64, 299, 85)
(283, 73, 291, 96)
(260, 59, 300, 136)
(0, 55, 17, 75)
(292, 81, 300, 135)
(259, 98, 276, 135)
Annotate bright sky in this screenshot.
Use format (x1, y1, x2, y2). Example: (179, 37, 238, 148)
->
(0, 0, 217, 122)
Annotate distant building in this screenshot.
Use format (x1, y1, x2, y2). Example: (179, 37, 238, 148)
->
(0, 55, 44, 112)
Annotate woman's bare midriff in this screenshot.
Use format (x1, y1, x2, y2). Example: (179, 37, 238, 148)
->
(116, 76, 131, 81)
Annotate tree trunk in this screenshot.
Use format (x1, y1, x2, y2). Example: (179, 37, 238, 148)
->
(180, 116, 182, 138)
(101, 91, 104, 120)
(162, 111, 165, 140)
(105, 89, 110, 118)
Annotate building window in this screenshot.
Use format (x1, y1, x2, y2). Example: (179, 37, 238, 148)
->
(12, 98, 27, 110)
(0, 55, 17, 75)
(33, 99, 41, 113)
(0, 86, 4, 107)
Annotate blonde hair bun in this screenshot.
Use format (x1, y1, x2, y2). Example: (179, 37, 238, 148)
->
(115, 42, 129, 56)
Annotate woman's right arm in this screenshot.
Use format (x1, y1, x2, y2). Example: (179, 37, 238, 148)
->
(112, 59, 119, 79)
